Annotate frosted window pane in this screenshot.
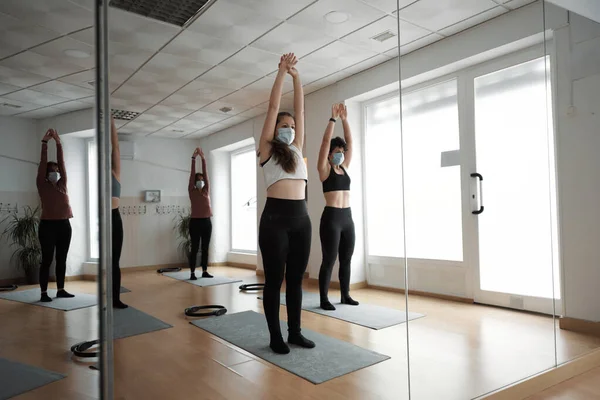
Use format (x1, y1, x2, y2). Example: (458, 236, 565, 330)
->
(231, 149, 257, 252)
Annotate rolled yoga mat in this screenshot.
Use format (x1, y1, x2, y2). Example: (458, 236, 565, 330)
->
(259, 291, 425, 330)
(162, 271, 242, 287)
(191, 310, 390, 384)
(0, 358, 64, 400)
(0, 289, 97, 311)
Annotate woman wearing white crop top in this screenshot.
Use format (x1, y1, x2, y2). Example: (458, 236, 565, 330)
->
(258, 53, 314, 355)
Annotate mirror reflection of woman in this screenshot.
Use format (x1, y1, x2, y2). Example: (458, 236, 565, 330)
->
(111, 117, 128, 309)
(258, 53, 314, 354)
(37, 129, 74, 302)
(188, 147, 213, 280)
(317, 104, 359, 310)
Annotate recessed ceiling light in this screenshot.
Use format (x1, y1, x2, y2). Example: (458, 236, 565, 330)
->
(219, 106, 233, 113)
(324, 11, 350, 24)
(64, 49, 91, 59)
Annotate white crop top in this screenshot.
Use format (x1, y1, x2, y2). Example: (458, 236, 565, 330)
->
(260, 144, 308, 189)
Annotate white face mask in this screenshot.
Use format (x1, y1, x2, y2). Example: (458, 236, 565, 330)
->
(196, 181, 205, 189)
(277, 127, 295, 145)
(48, 172, 60, 183)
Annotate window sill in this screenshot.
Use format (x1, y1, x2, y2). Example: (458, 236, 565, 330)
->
(229, 250, 258, 256)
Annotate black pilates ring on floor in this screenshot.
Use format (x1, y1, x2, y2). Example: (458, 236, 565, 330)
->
(157, 267, 182, 273)
(184, 305, 227, 317)
(71, 339, 100, 358)
(239, 283, 265, 291)
(0, 284, 18, 291)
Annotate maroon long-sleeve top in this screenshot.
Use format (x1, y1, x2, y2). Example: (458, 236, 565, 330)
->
(36, 142, 73, 220)
(189, 156, 212, 218)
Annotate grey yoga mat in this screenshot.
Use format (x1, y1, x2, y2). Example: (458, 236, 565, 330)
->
(0, 358, 64, 400)
(162, 271, 242, 287)
(259, 292, 425, 330)
(0, 289, 97, 311)
(191, 310, 390, 384)
(113, 306, 172, 339)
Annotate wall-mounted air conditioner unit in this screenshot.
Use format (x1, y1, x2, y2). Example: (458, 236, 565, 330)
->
(119, 141, 136, 160)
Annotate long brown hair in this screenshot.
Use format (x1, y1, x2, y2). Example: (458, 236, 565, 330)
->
(270, 112, 297, 173)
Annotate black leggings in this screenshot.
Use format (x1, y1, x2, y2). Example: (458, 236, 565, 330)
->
(189, 218, 212, 273)
(259, 198, 311, 340)
(112, 209, 123, 303)
(38, 219, 72, 292)
(319, 207, 355, 301)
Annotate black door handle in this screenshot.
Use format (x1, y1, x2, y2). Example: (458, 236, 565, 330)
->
(471, 173, 484, 215)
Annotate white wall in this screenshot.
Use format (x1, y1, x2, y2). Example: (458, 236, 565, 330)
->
(552, 12, 600, 321)
(0, 116, 41, 280)
(0, 117, 88, 280)
(116, 136, 202, 268)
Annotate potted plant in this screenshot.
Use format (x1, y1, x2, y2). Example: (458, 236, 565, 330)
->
(173, 211, 192, 263)
(2, 206, 41, 284)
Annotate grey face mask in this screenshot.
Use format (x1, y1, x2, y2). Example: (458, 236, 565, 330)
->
(277, 127, 295, 145)
(331, 152, 345, 166)
(196, 181, 205, 189)
(48, 172, 60, 183)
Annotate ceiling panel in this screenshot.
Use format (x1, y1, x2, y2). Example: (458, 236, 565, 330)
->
(122, 113, 180, 131)
(161, 30, 245, 65)
(151, 127, 189, 139)
(200, 100, 252, 116)
(220, 47, 281, 76)
(0, 65, 49, 88)
(220, 89, 269, 108)
(52, 97, 93, 112)
(0, 96, 44, 115)
(4, 89, 71, 107)
(186, 110, 230, 125)
(0, 12, 62, 59)
(400, 32, 444, 55)
(268, 60, 338, 85)
(186, 0, 283, 46)
(110, 96, 156, 113)
(236, 106, 268, 119)
(504, 0, 537, 10)
(144, 105, 193, 120)
(30, 80, 95, 99)
(118, 120, 156, 135)
(57, 69, 95, 89)
(160, 91, 213, 112)
(0, 51, 85, 80)
(301, 40, 379, 71)
(287, 0, 386, 39)
(107, 7, 181, 52)
(180, 80, 237, 102)
(224, 0, 315, 19)
(0, 0, 93, 35)
(341, 16, 401, 53)
(244, 76, 294, 96)
(0, 82, 21, 96)
(14, 106, 65, 119)
(397, 0, 498, 32)
(439, 6, 507, 37)
(196, 66, 263, 90)
(30, 36, 95, 69)
(141, 53, 212, 81)
(250, 22, 337, 59)
(359, 0, 416, 13)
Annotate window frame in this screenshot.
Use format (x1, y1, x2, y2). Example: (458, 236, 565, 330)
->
(86, 138, 99, 262)
(229, 144, 258, 254)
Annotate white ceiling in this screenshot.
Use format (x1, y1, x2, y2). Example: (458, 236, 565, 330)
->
(0, 0, 535, 138)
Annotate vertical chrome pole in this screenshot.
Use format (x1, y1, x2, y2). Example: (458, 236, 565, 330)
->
(95, 0, 113, 398)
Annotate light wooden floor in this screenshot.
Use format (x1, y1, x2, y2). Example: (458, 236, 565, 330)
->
(527, 366, 600, 399)
(1, 266, 599, 400)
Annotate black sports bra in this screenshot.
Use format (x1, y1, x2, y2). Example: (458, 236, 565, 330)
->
(322, 166, 350, 193)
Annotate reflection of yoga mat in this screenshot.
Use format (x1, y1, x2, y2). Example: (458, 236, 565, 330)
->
(0, 358, 64, 399)
(120, 287, 130, 293)
(113, 306, 172, 339)
(0, 289, 97, 311)
(162, 271, 242, 287)
(260, 292, 425, 330)
(191, 310, 389, 384)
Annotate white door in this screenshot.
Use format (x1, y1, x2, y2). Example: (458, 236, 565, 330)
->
(467, 51, 561, 315)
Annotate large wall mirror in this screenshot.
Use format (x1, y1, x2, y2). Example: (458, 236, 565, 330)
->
(4, 0, 598, 399)
(0, 0, 101, 399)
